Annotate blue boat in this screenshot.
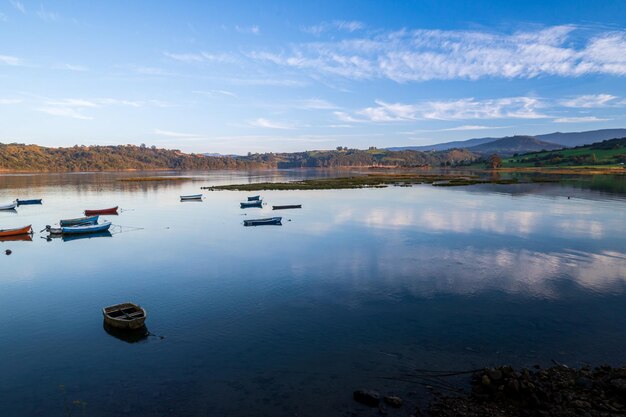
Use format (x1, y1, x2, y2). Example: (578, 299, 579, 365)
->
(16, 199, 43, 205)
(48, 221, 112, 235)
(247, 195, 261, 201)
(240, 200, 263, 208)
(60, 215, 100, 227)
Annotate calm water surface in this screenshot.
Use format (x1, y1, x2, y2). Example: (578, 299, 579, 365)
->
(1, 170, 625, 416)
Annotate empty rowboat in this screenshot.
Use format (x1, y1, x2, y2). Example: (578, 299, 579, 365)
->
(272, 204, 302, 210)
(0, 201, 17, 211)
(0, 225, 32, 237)
(240, 200, 263, 208)
(243, 217, 282, 226)
(180, 194, 203, 201)
(102, 302, 147, 330)
(84, 207, 118, 216)
(60, 215, 99, 227)
(16, 199, 43, 205)
(47, 221, 112, 235)
(247, 195, 261, 201)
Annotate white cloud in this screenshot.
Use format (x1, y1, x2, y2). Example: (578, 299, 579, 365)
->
(553, 116, 609, 123)
(251, 25, 626, 82)
(303, 20, 365, 35)
(153, 129, 206, 139)
(295, 98, 338, 110)
(10, 0, 25, 13)
(235, 25, 260, 35)
(193, 90, 238, 98)
(250, 118, 296, 129)
(441, 125, 498, 131)
(0, 98, 22, 104)
(338, 97, 548, 123)
(559, 94, 618, 108)
(38, 107, 93, 120)
(54, 63, 88, 72)
(36, 4, 59, 21)
(164, 51, 235, 63)
(0, 54, 22, 66)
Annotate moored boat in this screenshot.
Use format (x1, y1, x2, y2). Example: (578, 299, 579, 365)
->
(0, 225, 32, 237)
(102, 302, 147, 330)
(16, 199, 43, 205)
(60, 215, 99, 227)
(247, 195, 261, 201)
(84, 206, 118, 215)
(180, 194, 203, 201)
(240, 200, 263, 208)
(47, 221, 112, 235)
(272, 204, 302, 210)
(243, 217, 282, 226)
(0, 201, 17, 211)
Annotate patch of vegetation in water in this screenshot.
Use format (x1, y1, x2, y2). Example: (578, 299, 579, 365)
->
(119, 177, 193, 182)
(205, 174, 525, 191)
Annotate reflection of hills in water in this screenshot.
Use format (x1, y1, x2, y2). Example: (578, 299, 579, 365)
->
(46, 231, 113, 242)
(0, 234, 33, 242)
(103, 322, 149, 344)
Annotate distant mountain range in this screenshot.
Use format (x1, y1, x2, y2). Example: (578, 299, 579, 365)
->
(388, 129, 626, 155)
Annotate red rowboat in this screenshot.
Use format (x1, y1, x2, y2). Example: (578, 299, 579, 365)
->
(0, 225, 32, 237)
(84, 206, 118, 216)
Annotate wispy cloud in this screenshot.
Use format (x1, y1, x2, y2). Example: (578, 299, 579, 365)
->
(559, 94, 618, 108)
(164, 51, 235, 64)
(54, 63, 88, 72)
(250, 118, 297, 129)
(153, 129, 207, 139)
(38, 107, 93, 120)
(294, 98, 338, 110)
(10, 0, 25, 13)
(338, 97, 548, 123)
(36, 4, 59, 21)
(302, 20, 365, 35)
(441, 125, 500, 131)
(193, 90, 238, 98)
(553, 116, 610, 123)
(0, 98, 22, 104)
(252, 25, 626, 82)
(235, 25, 260, 35)
(0, 54, 22, 66)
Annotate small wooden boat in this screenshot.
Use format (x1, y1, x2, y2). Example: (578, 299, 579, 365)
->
(60, 215, 99, 227)
(16, 199, 43, 205)
(85, 206, 118, 215)
(247, 195, 261, 201)
(47, 221, 112, 235)
(102, 302, 147, 330)
(0, 201, 17, 211)
(240, 200, 263, 208)
(180, 194, 203, 201)
(272, 204, 302, 210)
(0, 225, 32, 237)
(244, 217, 282, 226)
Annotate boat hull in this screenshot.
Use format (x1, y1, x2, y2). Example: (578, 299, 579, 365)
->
(102, 302, 147, 330)
(16, 199, 42, 205)
(0, 225, 32, 237)
(60, 215, 99, 227)
(84, 206, 118, 215)
(0, 202, 17, 210)
(244, 217, 282, 226)
(60, 221, 112, 235)
(272, 205, 302, 210)
(247, 195, 261, 201)
(240, 201, 263, 208)
(180, 194, 203, 201)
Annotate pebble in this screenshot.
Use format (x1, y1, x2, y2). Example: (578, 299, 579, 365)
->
(353, 389, 380, 407)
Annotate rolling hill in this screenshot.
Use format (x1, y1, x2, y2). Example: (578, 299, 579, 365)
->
(468, 136, 562, 156)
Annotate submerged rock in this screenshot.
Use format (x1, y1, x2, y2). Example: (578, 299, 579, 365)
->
(353, 389, 380, 407)
(384, 395, 403, 408)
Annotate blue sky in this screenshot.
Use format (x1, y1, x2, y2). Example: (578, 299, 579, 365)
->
(1, 0, 625, 154)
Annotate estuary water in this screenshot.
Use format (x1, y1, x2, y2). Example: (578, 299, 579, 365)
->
(1, 170, 625, 416)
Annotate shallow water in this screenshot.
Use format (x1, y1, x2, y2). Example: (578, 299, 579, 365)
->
(1, 170, 625, 416)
